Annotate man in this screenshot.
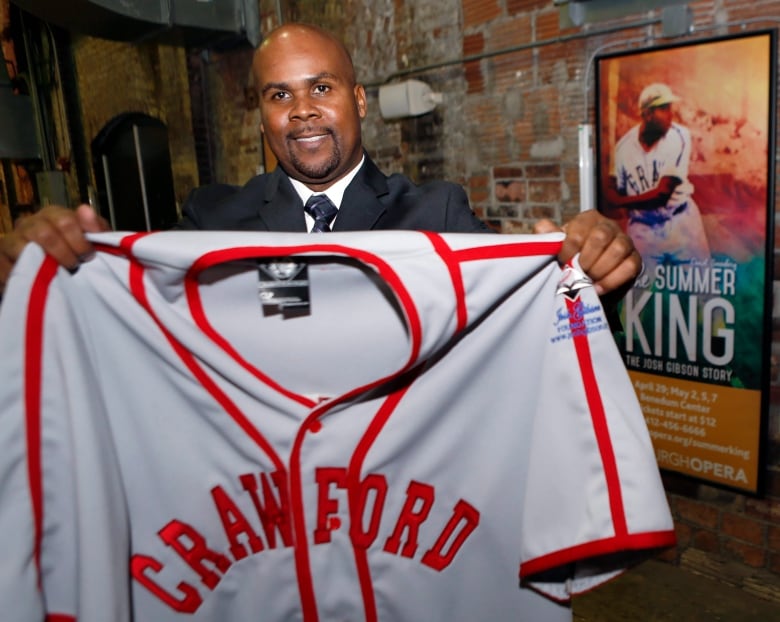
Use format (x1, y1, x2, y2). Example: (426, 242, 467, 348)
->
(0, 23, 640, 296)
(602, 82, 710, 285)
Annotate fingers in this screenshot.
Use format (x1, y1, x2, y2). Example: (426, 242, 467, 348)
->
(75, 203, 111, 233)
(18, 206, 95, 267)
(558, 210, 641, 296)
(0, 204, 104, 294)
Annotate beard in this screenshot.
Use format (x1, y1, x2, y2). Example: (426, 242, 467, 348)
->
(286, 132, 343, 181)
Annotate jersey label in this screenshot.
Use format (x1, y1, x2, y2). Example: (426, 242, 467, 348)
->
(257, 259, 311, 317)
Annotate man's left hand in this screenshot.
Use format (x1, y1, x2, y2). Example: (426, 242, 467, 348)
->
(533, 209, 641, 296)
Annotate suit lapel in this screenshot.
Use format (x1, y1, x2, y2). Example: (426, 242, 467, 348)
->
(258, 167, 307, 232)
(333, 157, 389, 231)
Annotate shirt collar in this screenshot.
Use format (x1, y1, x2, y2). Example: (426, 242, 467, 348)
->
(288, 154, 365, 208)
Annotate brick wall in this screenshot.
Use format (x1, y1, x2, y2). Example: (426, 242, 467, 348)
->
(330, 0, 780, 598)
(71, 36, 199, 210)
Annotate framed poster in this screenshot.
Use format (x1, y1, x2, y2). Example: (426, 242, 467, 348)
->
(595, 30, 776, 494)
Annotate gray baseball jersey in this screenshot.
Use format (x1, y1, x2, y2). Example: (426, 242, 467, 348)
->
(0, 230, 675, 622)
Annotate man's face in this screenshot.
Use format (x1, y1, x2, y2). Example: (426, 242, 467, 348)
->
(641, 103, 674, 135)
(253, 29, 367, 191)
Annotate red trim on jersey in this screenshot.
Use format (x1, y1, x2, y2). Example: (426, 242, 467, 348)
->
(519, 291, 676, 587)
(453, 240, 562, 262)
(422, 232, 467, 331)
(287, 388, 424, 622)
(520, 530, 677, 580)
(566, 294, 628, 537)
(45, 614, 77, 622)
(123, 251, 286, 474)
(186, 243, 424, 389)
(347, 380, 418, 622)
(25, 256, 59, 585)
(118, 231, 153, 251)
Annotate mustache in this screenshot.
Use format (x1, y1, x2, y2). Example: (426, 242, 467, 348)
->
(287, 127, 334, 140)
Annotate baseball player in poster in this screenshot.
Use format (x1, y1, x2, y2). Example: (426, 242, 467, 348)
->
(602, 82, 711, 285)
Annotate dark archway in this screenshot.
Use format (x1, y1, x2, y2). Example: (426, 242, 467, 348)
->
(91, 113, 178, 231)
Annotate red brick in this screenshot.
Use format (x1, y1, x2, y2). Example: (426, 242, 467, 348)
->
(507, 0, 548, 14)
(723, 539, 767, 568)
(463, 33, 485, 57)
(527, 164, 560, 178)
(675, 497, 720, 529)
(721, 512, 766, 546)
(470, 189, 489, 202)
(469, 174, 490, 190)
(675, 521, 694, 548)
(512, 120, 535, 159)
(490, 49, 533, 94)
(463, 0, 501, 28)
(728, 1, 780, 22)
(464, 60, 484, 94)
(494, 167, 525, 178)
(466, 173, 488, 202)
(768, 525, 780, 552)
(486, 16, 532, 52)
(692, 529, 719, 553)
(745, 497, 780, 521)
(534, 9, 560, 41)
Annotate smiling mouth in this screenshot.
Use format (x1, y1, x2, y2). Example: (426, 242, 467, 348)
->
(290, 127, 332, 144)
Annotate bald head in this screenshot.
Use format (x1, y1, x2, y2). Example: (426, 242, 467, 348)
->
(251, 22, 367, 191)
(253, 23, 357, 91)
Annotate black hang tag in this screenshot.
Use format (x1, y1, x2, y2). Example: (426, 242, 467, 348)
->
(257, 259, 311, 318)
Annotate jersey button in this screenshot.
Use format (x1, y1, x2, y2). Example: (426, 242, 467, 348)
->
(308, 420, 323, 433)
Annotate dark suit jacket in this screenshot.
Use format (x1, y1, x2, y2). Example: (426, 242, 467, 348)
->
(177, 154, 490, 234)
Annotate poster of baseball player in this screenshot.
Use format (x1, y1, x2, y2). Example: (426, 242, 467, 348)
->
(595, 30, 776, 493)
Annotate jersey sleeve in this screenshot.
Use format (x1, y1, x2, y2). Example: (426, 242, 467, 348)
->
(0, 245, 131, 622)
(658, 123, 692, 180)
(518, 258, 676, 600)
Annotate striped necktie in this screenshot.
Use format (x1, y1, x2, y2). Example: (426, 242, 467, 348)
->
(304, 194, 338, 232)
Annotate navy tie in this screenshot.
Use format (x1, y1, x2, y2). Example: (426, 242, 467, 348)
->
(304, 194, 338, 232)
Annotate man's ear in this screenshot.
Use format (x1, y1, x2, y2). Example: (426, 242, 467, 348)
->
(354, 84, 368, 119)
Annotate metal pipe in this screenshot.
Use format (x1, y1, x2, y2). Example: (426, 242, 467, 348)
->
(19, 11, 53, 169)
(362, 17, 661, 89)
(101, 154, 117, 230)
(133, 124, 152, 231)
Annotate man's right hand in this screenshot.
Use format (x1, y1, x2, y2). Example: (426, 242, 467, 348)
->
(0, 204, 110, 294)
